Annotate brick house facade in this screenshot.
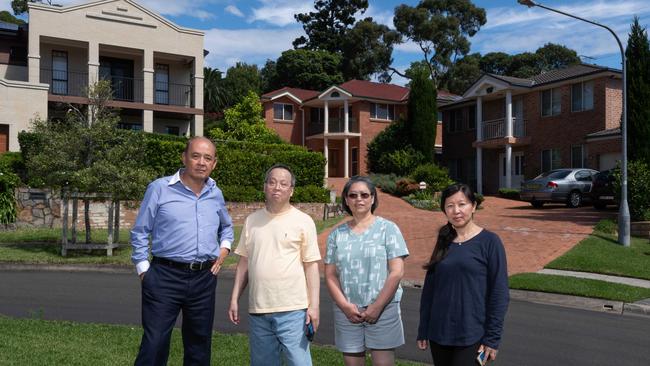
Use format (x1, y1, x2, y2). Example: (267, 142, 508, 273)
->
(262, 80, 455, 178)
(440, 64, 622, 194)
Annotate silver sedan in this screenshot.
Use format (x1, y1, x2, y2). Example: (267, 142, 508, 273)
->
(520, 168, 599, 208)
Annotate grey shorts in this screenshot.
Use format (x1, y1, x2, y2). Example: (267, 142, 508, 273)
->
(333, 301, 405, 353)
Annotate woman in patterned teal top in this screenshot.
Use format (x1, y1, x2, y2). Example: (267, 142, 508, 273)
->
(324, 176, 409, 366)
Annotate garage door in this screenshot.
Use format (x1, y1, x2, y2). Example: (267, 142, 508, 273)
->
(0, 125, 8, 153)
(599, 152, 621, 171)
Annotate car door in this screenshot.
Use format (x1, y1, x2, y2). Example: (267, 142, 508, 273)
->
(575, 170, 595, 193)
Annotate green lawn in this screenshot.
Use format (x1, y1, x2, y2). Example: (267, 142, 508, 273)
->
(545, 233, 650, 280)
(0, 316, 423, 366)
(509, 273, 650, 303)
(509, 228, 650, 302)
(0, 216, 345, 267)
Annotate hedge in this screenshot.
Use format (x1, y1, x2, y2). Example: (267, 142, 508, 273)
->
(18, 131, 327, 202)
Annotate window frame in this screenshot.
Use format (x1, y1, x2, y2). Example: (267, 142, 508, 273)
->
(541, 148, 562, 172)
(155, 63, 170, 105)
(571, 81, 594, 112)
(541, 88, 561, 117)
(51, 50, 68, 95)
(571, 145, 584, 168)
(273, 102, 294, 121)
(370, 102, 395, 121)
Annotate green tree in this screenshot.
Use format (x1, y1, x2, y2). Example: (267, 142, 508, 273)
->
(10, 0, 54, 15)
(393, 0, 487, 86)
(0, 10, 25, 24)
(479, 52, 511, 75)
(293, 0, 397, 80)
(626, 16, 650, 163)
(222, 62, 261, 108)
(203, 67, 229, 114)
(208, 91, 283, 144)
(260, 59, 279, 93)
(293, 0, 368, 51)
(506, 52, 541, 78)
(439, 52, 481, 94)
(274, 49, 344, 91)
(535, 42, 580, 71)
(407, 72, 438, 162)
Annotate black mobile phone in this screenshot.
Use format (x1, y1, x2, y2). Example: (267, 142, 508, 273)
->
(306, 322, 315, 342)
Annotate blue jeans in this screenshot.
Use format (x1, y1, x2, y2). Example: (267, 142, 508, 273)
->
(248, 309, 312, 366)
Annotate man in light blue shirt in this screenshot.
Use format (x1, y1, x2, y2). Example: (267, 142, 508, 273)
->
(131, 136, 234, 366)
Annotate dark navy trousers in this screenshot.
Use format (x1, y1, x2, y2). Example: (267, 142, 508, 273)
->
(134, 263, 217, 366)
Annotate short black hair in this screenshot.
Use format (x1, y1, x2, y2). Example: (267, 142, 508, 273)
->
(341, 176, 378, 215)
(264, 163, 296, 187)
(184, 136, 216, 156)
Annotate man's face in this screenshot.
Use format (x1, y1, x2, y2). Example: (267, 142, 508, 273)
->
(182, 139, 217, 182)
(264, 168, 294, 205)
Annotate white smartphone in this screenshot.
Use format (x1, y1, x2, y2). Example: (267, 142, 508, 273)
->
(476, 350, 487, 365)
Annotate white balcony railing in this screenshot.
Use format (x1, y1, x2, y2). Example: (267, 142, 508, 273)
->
(482, 117, 526, 140)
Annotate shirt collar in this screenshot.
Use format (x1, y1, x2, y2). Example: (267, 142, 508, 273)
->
(168, 169, 216, 191)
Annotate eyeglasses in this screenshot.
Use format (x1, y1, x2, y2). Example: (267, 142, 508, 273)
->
(265, 180, 292, 190)
(347, 192, 371, 199)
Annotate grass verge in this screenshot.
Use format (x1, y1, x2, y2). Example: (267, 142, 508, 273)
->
(0, 316, 423, 365)
(509, 273, 650, 303)
(545, 232, 650, 280)
(0, 215, 346, 267)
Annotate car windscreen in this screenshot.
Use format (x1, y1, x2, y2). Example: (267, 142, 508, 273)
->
(535, 170, 571, 180)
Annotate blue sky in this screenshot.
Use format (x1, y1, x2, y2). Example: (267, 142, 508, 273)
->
(3, 0, 649, 85)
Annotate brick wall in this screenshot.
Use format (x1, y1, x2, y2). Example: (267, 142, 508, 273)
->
(264, 97, 303, 145)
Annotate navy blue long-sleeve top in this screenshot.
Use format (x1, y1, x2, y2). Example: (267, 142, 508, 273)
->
(417, 229, 509, 349)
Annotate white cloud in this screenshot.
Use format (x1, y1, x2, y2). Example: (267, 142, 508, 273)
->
(225, 5, 244, 18)
(204, 27, 304, 70)
(249, 0, 312, 26)
(364, 4, 394, 28)
(138, 0, 218, 21)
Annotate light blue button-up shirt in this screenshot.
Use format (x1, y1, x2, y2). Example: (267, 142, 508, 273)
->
(131, 170, 234, 274)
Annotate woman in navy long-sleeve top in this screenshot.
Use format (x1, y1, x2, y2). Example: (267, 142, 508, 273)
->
(417, 183, 509, 366)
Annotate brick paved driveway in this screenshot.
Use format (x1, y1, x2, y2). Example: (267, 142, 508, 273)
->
(318, 183, 615, 282)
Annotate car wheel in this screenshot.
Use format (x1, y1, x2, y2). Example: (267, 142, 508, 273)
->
(567, 191, 582, 208)
(593, 201, 607, 210)
(531, 200, 544, 208)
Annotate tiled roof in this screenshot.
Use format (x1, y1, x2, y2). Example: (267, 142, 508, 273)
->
(530, 64, 619, 85)
(338, 80, 410, 102)
(586, 127, 621, 139)
(261, 87, 320, 102)
(488, 74, 534, 87)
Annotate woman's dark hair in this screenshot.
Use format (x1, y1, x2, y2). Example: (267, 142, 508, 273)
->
(341, 176, 378, 215)
(423, 183, 477, 270)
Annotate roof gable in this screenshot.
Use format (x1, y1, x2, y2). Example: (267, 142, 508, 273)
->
(262, 87, 320, 103)
(338, 80, 409, 102)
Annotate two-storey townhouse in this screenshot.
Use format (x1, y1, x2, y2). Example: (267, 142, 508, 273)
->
(0, 0, 205, 152)
(440, 64, 622, 194)
(262, 79, 458, 178)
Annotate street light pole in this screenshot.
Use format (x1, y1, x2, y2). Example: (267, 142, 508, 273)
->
(518, 0, 630, 246)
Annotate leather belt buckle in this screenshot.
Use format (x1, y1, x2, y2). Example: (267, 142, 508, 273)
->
(189, 262, 202, 271)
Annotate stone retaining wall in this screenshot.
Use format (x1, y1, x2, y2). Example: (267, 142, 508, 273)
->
(9, 188, 328, 230)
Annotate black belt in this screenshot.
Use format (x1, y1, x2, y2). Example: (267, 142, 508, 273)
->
(152, 257, 215, 271)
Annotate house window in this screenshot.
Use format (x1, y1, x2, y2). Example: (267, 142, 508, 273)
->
(468, 106, 476, 130)
(117, 123, 143, 131)
(310, 107, 324, 123)
(273, 103, 293, 121)
(541, 88, 561, 117)
(447, 109, 463, 132)
(571, 81, 594, 112)
(437, 111, 442, 122)
(9, 46, 27, 65)
(52, 51, 68, 95)
(155, 64, 169, 105)
(165, 126, 180, 136)
(571, 145, 584, 168)
(370, 103, 395, 121)
(541, 149, 561, 172)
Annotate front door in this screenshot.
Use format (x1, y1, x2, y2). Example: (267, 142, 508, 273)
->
(351, 147, 359, 176)
(328, 149, 339, 177)
(499, 151, 524, 189)
(0, 124, 8, 152)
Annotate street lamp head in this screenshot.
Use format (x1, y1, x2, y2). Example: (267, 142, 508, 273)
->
(517, 0, 537, 7)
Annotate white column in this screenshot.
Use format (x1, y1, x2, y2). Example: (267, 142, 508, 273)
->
(476, 97, 483, 194)
(88, 42, 99, 85)
(324, 137, 329, 179)
(344, 99, 349, 133)
(344, 138, 349, 178)
(505, 90, 513, 137)
(142, 49, 154, 132)
(193, 55, 204, 110)
(193, 115, 204, 136)
(324, 100, 329, 134)
(505, 145, 512, 189)
(28, 31, 40, 84)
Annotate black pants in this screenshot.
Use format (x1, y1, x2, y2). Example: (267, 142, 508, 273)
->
(430, 341, 481, 366)
(134, 263, 217, 366)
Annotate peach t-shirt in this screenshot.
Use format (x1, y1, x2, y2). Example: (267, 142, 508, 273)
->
(235, 206, 321, 313)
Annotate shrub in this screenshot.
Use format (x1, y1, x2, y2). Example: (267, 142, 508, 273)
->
(220, 186, 264, 202)
(395, 178, 419, 197)
(475, 193, 485, 208)
(367, 119, 408, 174)
(613, 160, 650, 221)
(0, 165, 20, 224)
(0, 152, 27, 183)
(594, 219, 617, 234)
(377, 146, 426, 176)
(498, 188, 521, 200)
(410, 163, 454, 192)
(369, 174, 403, 195)
(293, 185, 329, 203)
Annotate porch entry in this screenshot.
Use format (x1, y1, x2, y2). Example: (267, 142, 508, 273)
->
(499, 151, 524, 189)
(0, 124, 8, 152)
(328, 149, 339, 178)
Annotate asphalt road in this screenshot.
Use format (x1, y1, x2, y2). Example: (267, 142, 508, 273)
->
(1, 270, 649, 365)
